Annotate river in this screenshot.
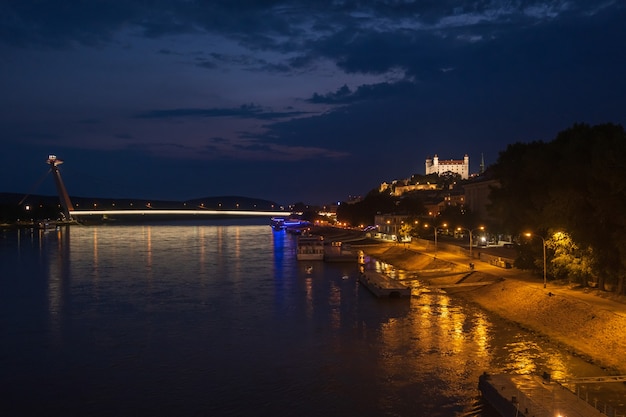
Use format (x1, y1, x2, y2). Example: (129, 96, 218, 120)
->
(0, 222, 623, 416)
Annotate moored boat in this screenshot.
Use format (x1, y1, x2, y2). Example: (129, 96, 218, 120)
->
(296, 234, 325, 260)
(478, 372, 612, 417)
(271, 217, 311, 233)
(358, 271, 411, 298)
(270, 217, 286, 231)
(323, 241, 361, 262)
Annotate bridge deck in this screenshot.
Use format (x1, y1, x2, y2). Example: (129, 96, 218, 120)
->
(70, 209, 289, 217)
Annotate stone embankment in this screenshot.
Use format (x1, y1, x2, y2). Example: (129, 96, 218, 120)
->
(314, 228, 626, 374)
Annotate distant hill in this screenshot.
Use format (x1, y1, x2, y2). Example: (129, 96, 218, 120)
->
(0, 192, 284, 212)
(184, 196, 284, 211)
(0, 193, 35, 205)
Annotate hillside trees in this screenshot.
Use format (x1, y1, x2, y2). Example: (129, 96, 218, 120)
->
(435, 204, 480, 231)
(489, 123, 626, 294)
(337, 189, 426, 226)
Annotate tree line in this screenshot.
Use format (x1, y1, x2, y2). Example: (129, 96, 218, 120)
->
(489, 123, 626, 295)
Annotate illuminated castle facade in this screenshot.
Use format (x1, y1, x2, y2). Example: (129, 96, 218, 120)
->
(425, 154, 469, 179)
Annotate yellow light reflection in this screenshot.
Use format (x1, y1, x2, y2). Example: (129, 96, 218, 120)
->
(328, 282, 341, 330)
(92, 228, 99, 277)
(472, 313, 491, 357)
(144, 226, 153, 281)
(304, 276, 313, 319)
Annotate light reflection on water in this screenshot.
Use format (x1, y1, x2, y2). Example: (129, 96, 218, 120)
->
(0, 224, 623, 417)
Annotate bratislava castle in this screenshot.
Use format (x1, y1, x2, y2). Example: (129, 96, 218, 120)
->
(425, 154, 469, 179)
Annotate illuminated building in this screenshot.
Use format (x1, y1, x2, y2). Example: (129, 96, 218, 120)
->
(425, 154, 470, 179)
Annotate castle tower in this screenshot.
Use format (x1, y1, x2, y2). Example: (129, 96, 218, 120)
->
(425, 154, 439, 175)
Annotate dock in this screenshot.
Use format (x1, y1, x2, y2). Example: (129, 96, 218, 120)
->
(358, 271, 411, 299)
(323, 242, 363, 263)
(479, 373, 619, 417)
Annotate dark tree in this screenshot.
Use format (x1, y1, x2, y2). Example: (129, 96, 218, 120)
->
(489, 123, 626, 294)
(337, 190, 426, 226)
(436, 204, 479, 231)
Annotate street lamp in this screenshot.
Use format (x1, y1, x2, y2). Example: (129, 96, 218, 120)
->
(524, 232, 547, 288)
(434, 223, 447, 252)
(457, 226, 485, 260)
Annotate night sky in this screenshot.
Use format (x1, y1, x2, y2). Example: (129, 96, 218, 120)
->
(2, 1, 625, 206)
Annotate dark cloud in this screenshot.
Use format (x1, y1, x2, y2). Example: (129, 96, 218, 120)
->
(3, 1, 621, 84)
(1, 1, 608, 48)
(0, 1, 135, 47)
(199, 52, 293, 73)
(135, 104, 309, 120)
(308, 81, 419, 104)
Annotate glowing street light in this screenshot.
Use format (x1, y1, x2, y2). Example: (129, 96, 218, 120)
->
(524, 232, 547, 288)
(457, 226, 485, 260)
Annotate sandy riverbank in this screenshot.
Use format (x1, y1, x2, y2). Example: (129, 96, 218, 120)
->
(316, 228, 626, 374)
(455, 276, 626, 374)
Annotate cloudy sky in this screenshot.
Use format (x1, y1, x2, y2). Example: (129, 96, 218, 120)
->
(2, 1, 625, 205)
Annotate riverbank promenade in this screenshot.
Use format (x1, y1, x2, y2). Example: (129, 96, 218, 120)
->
(313, 226, 626, 374)
(402, 236, 626, 318)
(319, 225, 626, 316)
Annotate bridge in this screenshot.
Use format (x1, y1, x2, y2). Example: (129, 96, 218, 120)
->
(45, 155, 292, 221)
(70, 209, 290, 218)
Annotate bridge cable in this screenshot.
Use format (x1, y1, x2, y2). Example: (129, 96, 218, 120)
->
(18, 169, 52, 206)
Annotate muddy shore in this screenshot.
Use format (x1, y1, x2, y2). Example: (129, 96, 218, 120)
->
(312, 227, 626, 374)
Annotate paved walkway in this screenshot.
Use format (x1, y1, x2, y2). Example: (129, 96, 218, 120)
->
(404, 239, 626, 318)
(312, 226, 626, 317)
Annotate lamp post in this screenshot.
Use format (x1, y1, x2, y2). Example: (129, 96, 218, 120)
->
(524, 232, 547, 288)
(457, 226, 484, 260)
(434, 223, 447, 252)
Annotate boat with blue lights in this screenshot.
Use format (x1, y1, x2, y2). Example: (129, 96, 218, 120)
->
(271, 217, 286, 231)
(271, 217, 311, 234)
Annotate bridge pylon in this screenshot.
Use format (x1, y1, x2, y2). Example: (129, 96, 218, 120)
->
(46, 155, 74, 220)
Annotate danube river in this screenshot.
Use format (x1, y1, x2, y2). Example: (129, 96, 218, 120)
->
(1, 222, 623, 416)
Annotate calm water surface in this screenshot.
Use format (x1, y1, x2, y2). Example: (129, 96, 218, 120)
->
(1, 223, 623, 416)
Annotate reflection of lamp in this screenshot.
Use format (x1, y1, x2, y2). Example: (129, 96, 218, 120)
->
(524, 232, 547, 288)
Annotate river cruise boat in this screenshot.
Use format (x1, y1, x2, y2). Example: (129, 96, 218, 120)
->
(296, 234, 325, 260)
